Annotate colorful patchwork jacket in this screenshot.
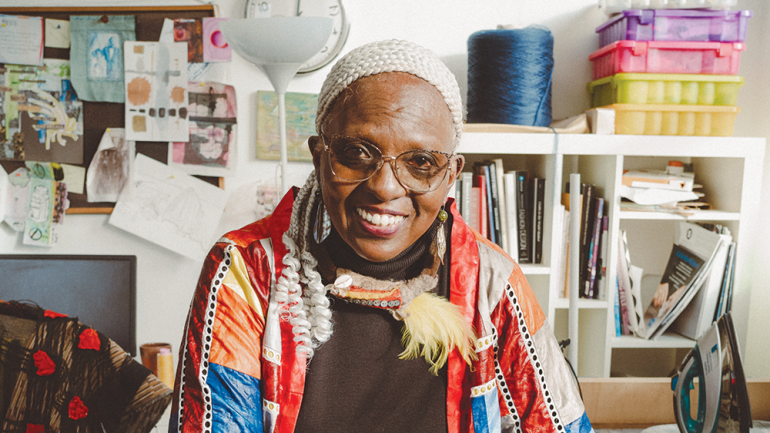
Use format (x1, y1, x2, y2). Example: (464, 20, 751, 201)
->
(169, 189, 594, 433)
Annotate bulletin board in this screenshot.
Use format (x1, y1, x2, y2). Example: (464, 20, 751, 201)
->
(0, 5, 218, 214)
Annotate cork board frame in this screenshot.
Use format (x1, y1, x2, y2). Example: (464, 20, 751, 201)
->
(0, 5, 220, 214)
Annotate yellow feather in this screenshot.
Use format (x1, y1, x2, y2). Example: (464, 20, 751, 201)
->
(399, 292, 478, 375)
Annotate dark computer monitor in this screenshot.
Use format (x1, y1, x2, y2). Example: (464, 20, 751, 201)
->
(0, 254, 137, 356)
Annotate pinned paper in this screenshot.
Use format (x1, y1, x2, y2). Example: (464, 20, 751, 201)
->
(87, 128, 134, 202)
(124, 42, 189, 142)
(202, 18, 231, 63)
(109, 153, 227, 260)
(0, 14, 43, 66)
(60, 163, 85, 194)
(69, 15, 136, 103)
(169, 81, 236, 177)
(5, 167, 31, 232)
(158, 18, 175, 43)
(2, 61, 84, 164)
(45, 18, 70, 49)
(23, 177, 67, 247)
(174, 18, 203, 63)
(0, 165, 7, 223)
(256, 91, 317, 162)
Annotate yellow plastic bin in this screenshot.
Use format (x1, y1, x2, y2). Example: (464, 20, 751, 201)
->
(609, 103, 739, 136)
(588, 73, 744, 107)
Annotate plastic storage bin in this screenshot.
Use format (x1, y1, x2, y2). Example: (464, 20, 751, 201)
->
(587, 73, 744, 107)
(589, 41, 744, 79)
(610, 103, 738, 136)
(596, 9, 752, 47)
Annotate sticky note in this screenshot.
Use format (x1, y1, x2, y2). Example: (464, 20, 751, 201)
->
(60, 163, 85, 194)
(45, 18, 70, 49)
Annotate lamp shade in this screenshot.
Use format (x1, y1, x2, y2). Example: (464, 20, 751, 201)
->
(219, 17, 334, 93)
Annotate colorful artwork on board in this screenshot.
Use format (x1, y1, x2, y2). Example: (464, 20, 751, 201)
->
(202, 18, 231, 63)
(169, 81, 236, 177)
(0, 60, 84, 164)
(69, 15, 135, 103)
(174, 18, 203, 64)
(124, 41, 189, 142)
(256, 91, 317, 162)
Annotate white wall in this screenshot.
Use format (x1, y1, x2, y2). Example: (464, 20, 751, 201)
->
(1, 0, 768, 378)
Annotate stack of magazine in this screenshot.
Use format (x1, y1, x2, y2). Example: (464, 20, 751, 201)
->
(617, 221, 734, 340)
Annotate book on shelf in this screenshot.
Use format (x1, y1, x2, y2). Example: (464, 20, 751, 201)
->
(503, 172, 520, 262)
(617, 229, 644, 337)
(475, 163, 497, 245)
(558, 207, 570, 298)
(461, 172, 473, 224)
(586, 197, 604, 299)
(713, 241, 737, 322)
(492, 158, 509, 255)
(643, 221, 728, 340)
(578, 183, 595, 298)
(487, 161, 503, 248)
(470, 175, 484, 235)
(531, 177, 545, 264)
(597, 214, 609, 300)
(614, 275, 623, 336)
(622, 169, 695, 192)
(513, 170, 531, 263)
(669, 233, 733, 340)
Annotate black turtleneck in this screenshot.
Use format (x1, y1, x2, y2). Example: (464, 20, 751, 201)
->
(294, 214, 452, 433)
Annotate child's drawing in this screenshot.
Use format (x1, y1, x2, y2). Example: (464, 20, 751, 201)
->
(88, 32, 122, 81)
(124, 42, 189, 142)
(109, 154, 227, 260)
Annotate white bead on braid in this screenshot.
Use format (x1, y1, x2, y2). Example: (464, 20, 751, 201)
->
(315, 39, 464, 141)
(279, 172, 333, 357)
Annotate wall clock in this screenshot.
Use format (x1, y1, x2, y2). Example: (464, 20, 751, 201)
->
(245, 0, 350, 74)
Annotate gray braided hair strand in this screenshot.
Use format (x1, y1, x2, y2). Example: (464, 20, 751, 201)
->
(278, 171, 333, 358)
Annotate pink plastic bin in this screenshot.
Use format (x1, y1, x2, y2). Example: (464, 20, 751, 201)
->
(589, 41, 745, 80)
(596, 9, 752, 47)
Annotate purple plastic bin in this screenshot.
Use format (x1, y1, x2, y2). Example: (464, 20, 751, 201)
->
(596, 9, 752, 47)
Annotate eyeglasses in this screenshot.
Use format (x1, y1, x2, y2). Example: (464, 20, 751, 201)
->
(321, 134, 454, 193)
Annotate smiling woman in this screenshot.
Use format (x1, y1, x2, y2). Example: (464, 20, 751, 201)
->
(171, 40, 594, 433)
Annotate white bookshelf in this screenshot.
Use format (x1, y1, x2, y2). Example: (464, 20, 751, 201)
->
(458, 129, 765, 378)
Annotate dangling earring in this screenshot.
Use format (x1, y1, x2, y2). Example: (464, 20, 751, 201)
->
(314, 195, 332, 244)
(437, 205, 448, 265)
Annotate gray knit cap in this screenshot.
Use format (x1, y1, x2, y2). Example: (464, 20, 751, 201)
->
(315, 39, 464, 141)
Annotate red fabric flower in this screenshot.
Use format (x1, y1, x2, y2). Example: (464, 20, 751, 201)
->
(26, 424, 45, 433)
(77, 329, 100, 351)
(44, 309, 67, 319)
(68, 396, 88, 420)
(33, 350, 55, 376)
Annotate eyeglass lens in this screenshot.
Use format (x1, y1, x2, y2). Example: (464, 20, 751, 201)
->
(327, 136, 450, 192)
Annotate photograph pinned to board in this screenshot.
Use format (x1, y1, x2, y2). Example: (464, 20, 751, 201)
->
(0, 14, 43, 66)
(87, 128, 135, 202)
(256, 91, 317, 162)
(109, 153, 226, 260)
(174, 18, 203, 63)
(169, 81, 236, 177)
(202, 18, 231, 62)
(69, 15, 136, 103)
(1, 60, 84, 164)
(124, 41, 190, 142)
(3, 166, 29, 231)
